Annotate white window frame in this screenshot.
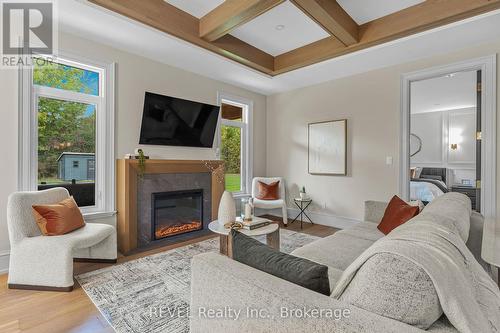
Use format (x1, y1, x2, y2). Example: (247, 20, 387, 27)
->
(216, 92, 253, 197)
(19, 52, 116, 218)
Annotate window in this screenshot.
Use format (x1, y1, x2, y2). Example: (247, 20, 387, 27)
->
(218, 93, 253, 195)
(20, 55, 115, 215)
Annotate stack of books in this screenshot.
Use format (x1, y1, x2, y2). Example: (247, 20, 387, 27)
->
(237, 217, 271, 230)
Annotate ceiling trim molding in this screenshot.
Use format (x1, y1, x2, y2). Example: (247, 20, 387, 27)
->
(199, 0, 285, 42)
(290, 0, 358, 46)
(89, 0, 500, 76)
(89, 0, 275, 74)
(275, 0, 500, 74)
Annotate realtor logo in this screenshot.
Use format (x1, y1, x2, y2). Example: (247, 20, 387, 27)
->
(1, 0, 57, 67)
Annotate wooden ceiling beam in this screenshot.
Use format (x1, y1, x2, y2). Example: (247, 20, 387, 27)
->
(89, 0, 275, 74)
(275, 0, 500, 75)
(290, 0, 358, 46)
(200, 0, 285, 42)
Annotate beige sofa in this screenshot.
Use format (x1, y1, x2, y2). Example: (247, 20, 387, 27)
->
(190, 194, 493, 333)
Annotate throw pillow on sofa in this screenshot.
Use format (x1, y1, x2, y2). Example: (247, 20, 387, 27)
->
(32, 196, 86, 236)
(377, 195, 419, 235)
(339, 253, 443, 329)
(230, 229, 330, 295)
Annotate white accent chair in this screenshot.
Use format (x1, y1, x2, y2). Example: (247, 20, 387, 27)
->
(7, 188, 117, 291)
(251, 177, 288, 225)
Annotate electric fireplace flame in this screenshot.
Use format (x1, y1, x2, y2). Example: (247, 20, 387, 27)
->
(155, 220, 202, 239)
(151, 189, 204, 241)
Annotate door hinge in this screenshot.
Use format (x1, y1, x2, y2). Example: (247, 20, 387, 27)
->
(477, 83, 482, 92)
(476, 131, 482, 140)
(476, 180, 481, 189)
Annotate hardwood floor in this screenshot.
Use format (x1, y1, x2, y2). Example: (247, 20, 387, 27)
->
(0, 216, 337, 333)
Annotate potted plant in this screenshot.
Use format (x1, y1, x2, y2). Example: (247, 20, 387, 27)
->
(137, 149, 146, 178)
(299, 186, 307, 200)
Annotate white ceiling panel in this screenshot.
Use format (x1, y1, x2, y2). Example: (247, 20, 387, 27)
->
(411, 71, 477, 114)
(164, 0, 224, 18)
(337, 0, 425, 25)
(231, 1, 329, 56)
(65, 1, 500, 95)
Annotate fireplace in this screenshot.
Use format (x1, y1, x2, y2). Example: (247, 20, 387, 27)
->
(152, 189, 203, 240)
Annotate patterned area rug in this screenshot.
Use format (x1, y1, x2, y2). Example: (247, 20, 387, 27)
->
(76, 229, 319, 333)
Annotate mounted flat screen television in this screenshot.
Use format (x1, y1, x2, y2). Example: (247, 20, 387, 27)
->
(139, 92, 220, 148)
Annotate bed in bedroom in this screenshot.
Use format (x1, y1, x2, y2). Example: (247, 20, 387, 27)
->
(410, 167, 449, 203)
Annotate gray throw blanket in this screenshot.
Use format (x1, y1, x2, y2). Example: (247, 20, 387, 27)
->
(332, 213, 500, 333)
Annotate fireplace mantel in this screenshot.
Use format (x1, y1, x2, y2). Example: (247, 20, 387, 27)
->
(116, 159, 225, 254)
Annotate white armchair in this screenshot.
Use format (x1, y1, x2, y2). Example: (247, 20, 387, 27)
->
(251, 177, 288, 225)
(7, 188, 117, 291)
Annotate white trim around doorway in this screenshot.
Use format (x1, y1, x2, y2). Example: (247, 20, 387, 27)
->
(400, 55, 497, 218)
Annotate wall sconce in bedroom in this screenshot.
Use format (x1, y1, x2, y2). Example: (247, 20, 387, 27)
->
(450, 143, 458, 150)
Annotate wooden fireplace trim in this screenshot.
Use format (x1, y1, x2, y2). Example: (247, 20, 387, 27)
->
(116, 159, 225, 254)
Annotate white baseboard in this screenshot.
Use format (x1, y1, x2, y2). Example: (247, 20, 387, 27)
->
(255, 207, 360, 230)
(0, 250, 9, 275)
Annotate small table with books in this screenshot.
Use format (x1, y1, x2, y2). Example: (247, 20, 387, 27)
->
(208, 217, 280, 257)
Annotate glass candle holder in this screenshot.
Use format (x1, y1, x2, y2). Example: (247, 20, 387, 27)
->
(241, 198, 253, 221)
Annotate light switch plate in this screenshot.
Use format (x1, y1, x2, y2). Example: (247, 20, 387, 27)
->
(386, 156, 393, 165)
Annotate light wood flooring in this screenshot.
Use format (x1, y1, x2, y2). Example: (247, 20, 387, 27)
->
(0, 216, 337, 333)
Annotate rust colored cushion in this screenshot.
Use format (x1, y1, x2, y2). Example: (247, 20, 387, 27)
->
(256, 181, 280, 200)
(32, 197, 85, 236)
(377, 195, 419, 235)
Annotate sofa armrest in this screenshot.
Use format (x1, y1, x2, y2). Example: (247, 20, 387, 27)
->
(364, 201, 388, 223)
(190, 253, 423, 333)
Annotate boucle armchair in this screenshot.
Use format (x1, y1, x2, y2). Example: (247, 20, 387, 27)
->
(7, 188, 117, 291)
(251, 177, 288, 225)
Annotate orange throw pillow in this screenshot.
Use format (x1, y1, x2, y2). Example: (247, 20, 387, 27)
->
(377, 195, 419, 235)
(256, 181, 280, 200)
(32, 197, 85, 236)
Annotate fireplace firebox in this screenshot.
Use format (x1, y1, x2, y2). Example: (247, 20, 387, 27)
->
(151, 189, 203, 240)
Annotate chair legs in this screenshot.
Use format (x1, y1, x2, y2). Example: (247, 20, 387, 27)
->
(282, 205, 288, 226)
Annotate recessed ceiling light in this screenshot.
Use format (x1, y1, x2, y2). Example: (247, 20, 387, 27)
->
(445, 73, 456, 78)
(275, 24, 285, 31)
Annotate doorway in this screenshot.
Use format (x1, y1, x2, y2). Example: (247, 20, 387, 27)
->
(400, 56, 496, 217)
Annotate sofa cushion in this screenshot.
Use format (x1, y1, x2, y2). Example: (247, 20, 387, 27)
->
(336, 222, 384, 242)
(291, 233, 375, 271)
(230, 229, 330, 295)
(377, 196, 419, 235)
(408, 192, 471, 242)
(339, 252, 443, 329)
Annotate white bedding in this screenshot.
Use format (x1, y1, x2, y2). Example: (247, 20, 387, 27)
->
(410, 181, 445, 202)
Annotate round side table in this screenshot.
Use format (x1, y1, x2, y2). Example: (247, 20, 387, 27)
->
(208, 220, 280, 257)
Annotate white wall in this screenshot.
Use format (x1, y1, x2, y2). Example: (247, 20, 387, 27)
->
(411, 108, 477, 186)
(0, 32, 267, 273)
(266, 40, 500, 227)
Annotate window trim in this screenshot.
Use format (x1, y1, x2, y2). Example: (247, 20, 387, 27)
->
(216, 92, 253, 197)
(19, 52, 116, 216)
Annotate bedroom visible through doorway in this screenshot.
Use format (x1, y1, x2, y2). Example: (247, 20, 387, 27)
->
(409, 70, 480, 211)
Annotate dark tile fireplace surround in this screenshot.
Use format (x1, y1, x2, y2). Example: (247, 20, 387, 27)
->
(137, 173, 212, 249)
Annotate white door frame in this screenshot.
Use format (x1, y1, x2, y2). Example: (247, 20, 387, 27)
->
(400, 55, 497, 218)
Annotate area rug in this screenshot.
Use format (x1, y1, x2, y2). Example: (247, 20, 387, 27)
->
(76, 229, 320, 333)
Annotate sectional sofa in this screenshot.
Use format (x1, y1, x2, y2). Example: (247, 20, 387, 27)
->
(190, 193, 498, 333)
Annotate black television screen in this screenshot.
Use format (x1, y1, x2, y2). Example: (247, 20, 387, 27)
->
(139, 92, 220, 148)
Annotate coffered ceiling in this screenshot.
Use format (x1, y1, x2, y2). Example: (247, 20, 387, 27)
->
(89, 0, 500, 76)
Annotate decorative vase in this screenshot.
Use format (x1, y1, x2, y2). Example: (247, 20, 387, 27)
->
(300, 192, 307, 200)
(218, 191, 236, 227)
